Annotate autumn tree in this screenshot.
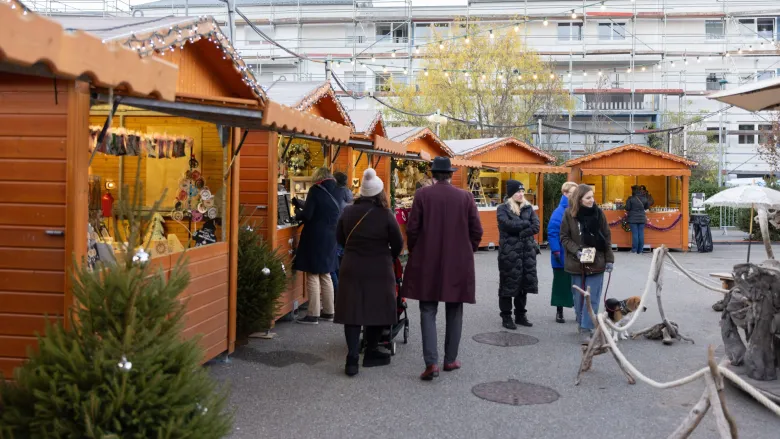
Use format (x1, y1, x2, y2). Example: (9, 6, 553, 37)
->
(661, 106, 717, 178)
(385, 21, 572, 143)
(757, 112, 780, 178)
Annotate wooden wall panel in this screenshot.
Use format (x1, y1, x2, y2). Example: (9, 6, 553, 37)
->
(275, 225, 305, 318)
(178, 243, 230, 363)
(580, 150, 689, 171)
(472, 143, 547, 166)
(0, 75, 69, 377)
(157, 43, 241, 100)
(238, 130, 272, 237)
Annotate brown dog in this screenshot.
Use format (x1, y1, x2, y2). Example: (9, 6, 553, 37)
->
(605, 296, 646, 341)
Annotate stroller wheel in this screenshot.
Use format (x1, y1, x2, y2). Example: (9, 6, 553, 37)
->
(403, 322, 409, 344)
(390, 342, 396, 356)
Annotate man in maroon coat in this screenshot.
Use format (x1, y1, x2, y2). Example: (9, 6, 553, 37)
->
(401, 157, 483, 380)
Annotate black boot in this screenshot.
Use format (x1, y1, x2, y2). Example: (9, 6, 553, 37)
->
(556, 307, 565, 324)
(345, 356, 359, 377)
(515, 313, 533, 327)
(502, 315, 517, 330)
(363, 349, 391, 368)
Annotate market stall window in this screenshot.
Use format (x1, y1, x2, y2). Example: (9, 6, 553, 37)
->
(86, 106, 230, 267)
(276, 135, 347, 229)
(471, 170, 541, 207)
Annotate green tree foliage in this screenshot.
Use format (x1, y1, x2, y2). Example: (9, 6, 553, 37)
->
(236, 219, 288, 339)
(0, 182, 231, 439)
(385, 20, 572, 141)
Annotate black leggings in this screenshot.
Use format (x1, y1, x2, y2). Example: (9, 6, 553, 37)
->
(344, 325, 382, 359)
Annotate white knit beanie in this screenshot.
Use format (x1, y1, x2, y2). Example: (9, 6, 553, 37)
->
(360, 168, 384, 197)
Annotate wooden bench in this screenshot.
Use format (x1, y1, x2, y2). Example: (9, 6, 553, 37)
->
(709, 272, 735, 290)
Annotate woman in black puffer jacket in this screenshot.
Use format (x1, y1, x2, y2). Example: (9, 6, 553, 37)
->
(497, 180, 540, 330)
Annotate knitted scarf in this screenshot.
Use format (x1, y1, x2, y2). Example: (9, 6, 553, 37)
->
(576, 205, 606, 251)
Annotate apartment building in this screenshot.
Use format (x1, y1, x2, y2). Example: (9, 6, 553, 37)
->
(125, 0, 780, 175)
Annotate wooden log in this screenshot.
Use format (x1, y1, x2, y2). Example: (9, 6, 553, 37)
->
(733, 263, 779, 381)
(666, 387, 711, 439)
(708, 346, 739, 439)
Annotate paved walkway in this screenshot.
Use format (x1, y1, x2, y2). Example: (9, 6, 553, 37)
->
(209, 246, 780, 439)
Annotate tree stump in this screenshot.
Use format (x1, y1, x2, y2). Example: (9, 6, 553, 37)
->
(722, 262, 780, 381)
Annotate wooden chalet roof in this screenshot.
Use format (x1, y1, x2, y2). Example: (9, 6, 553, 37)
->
(445, 137, 555, 163)
(53, 15, 264, 102)
(0, 4, 177, 100)
(564, 144, 697, 176)
(261, 81, 354, 130)
(386, 126, 454, 157)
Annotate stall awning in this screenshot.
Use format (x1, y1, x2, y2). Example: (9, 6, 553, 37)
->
(374, 136, 407, 156)
(500, 165, 571, 174)
(261, 100, 352, 144)
(708, 76, 780, 112)
(579, 168, 691, 177)
(452, 158, 483, 168)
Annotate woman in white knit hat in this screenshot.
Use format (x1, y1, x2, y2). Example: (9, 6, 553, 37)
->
(334, 168, 404, 377)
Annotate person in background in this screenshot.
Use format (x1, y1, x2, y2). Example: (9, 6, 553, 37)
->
(625, 185, 649, 254)
(330, 171, 353, 297)
(547, 181, 579, 324)
(402, 157, 483, 381)
(292, 167, 340, 325)
(335, 168, 403, 377)
(639, 185, 655, 208)
(496, 180, 539, 330)
(560, 184, 615, 344)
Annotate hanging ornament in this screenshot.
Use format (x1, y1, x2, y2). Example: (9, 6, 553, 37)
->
(262, 267, 271, 276)
(132, 248, 150, 264)
(281, 263, 286, 274)
(117, 355, 133, 371)
(245, 225, 254, 232)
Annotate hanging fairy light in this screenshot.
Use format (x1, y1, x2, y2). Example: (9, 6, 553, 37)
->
(566, 71, 572, 77)
(543, 18, 549, 26)
(532, 73, 538, 80)
(597, 70, 603, 76)
(571, 10, 578, 19)
(684, 58, 688, 65)
(641, 66, 646, 71)
(403, 67, 408, 74)
(391, 50, 396, 57)
(748, 45, 753, 52)
(627, 67, 632, 73)
(670, 60, 675, 67)
(424, 69, 429, 76)
(583, 71, 588, 76)
(415, 46, 420, 54)
(549, 73, 555, 79)
(600, 1, 606, 10)
(696, 56, 701, 63)
(514, 24, 520, 32)
(383, 66, 388, 73)
(465, 35, 470, 44)
(371, 55, 376, 62)
(439, 41, 444, 49)
(738, 47, 743, 54)
(444, 71, 449, 77)
(489, 30, 494, 39)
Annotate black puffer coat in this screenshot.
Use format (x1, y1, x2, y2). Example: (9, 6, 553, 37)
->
(292, 178, 340, 274)
(497, 200, 540, 297)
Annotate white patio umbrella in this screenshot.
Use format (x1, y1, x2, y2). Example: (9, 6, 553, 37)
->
(708, 76, 780, 111)
(704, 185, 780, 261)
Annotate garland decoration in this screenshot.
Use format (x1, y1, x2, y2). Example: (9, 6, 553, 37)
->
(607, 213, 684, 233)
(89, 127, 193, 158)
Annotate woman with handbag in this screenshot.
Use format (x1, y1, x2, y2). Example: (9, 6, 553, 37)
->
(334, 168, 404, 376)
(559, 184, 615, 345)
(496, 180, 540, 330)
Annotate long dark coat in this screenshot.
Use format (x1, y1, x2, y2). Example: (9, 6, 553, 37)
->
(334, 200, 404, 326)
(497, 200, 540, 297)
(401, 181, 483, 304)
(292, 178, 339, 274)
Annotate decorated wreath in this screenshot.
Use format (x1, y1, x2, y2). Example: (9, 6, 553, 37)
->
(286, 143, 312, 175)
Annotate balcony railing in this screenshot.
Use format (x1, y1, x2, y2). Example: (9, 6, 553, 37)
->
(573, 95, 659, 112)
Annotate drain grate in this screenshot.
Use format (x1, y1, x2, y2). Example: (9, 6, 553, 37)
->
(472, 331, 539, 347)
(472, 379, 560, 406)
(232, 349, 324, 368)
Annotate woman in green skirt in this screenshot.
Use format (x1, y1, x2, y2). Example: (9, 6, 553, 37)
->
(547, 181, 578, 323)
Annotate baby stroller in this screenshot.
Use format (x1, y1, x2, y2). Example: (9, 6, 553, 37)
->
(361, 258, 410, 355)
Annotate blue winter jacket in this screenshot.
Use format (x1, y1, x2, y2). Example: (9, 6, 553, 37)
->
(547, 195, 568, 269)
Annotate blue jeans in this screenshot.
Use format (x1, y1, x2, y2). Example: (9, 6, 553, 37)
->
(630, 223, 645, 254)
(571, 273, 604, 331)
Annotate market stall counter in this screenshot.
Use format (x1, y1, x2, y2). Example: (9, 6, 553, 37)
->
(564, 144, 697, 251)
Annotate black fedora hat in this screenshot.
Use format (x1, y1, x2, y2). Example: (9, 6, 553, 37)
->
(430, 156, 457, 173)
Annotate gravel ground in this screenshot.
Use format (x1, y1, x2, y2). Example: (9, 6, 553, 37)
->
(209, 245, 780, 439)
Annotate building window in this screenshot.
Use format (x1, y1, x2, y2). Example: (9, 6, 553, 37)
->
(557, 23, 583, 41)
(245, 25, 272, 45)
(376, 23, 408, 44)
(738, 19, 756, 37)
(344, 72, 366, 93)
(738, 124, 755, 144)
(758, 124, 773, 145)
(707, 127, 724, 144)
(706, 72, 726, 91)
(598, 23, 626, 41)
(705, 20, 725, 40)
(757, 18, 774, 39)
(757, 70, 776, 81)
(375, 73, 391, 92)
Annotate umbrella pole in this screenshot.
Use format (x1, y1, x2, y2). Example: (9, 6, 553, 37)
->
(747, 204, 753, 263)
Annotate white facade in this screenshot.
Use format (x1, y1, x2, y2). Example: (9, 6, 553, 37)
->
(127, 0, 780, 176)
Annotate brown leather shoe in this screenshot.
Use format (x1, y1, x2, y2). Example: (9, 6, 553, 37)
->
(443, 360, 461, 372)
(420, 364, 440, 381)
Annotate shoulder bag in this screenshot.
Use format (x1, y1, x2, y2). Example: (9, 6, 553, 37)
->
(345, 207, 376, 248)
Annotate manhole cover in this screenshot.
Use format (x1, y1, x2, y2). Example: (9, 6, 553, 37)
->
(472, 379, 560, 406)
(232, 349, 324, 368)
(472, 331, 539, 347)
